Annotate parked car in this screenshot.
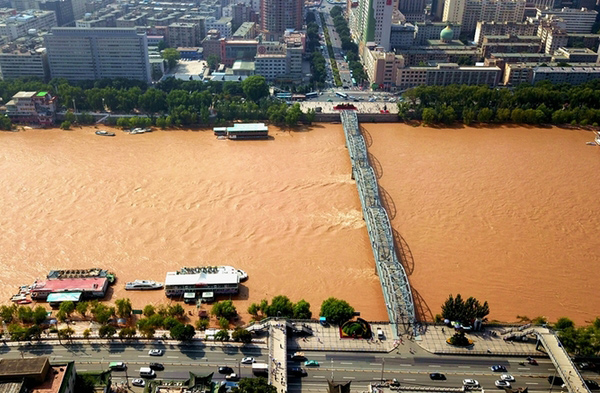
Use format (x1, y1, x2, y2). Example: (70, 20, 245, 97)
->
(132, 379, 145, 387)
(241, 357, 255, 364)
(491, 365, 507, 372)
(429, 373, 446, 380)
(219, 366, 234, 374)
(304, 360, 319, 367)
(585, 380, 600, 390)
(376, 328, 384, 339)
(500, 374, 515, 382)
(148, 349, 164, 356)
(463, 379, 480, 388)
(149, 363, 164, 371)
(495, 380, 511, 389)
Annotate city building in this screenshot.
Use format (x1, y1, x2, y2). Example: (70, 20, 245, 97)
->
(177, 47, 202, 60)
(0, 46, 49, 80)
(38, 0, 74, 26)
(260, 0, 302, 40)
(474, 20, 539, 45)
(363, 45, 405, 89)
(553, 47, 599, 62)
(0, 10, 57, 40)
(0, 358, 76, 393)
(4, 91, 55, 125)
(390, 23, 416, 49)
(445, 0, 526, 33)
(350, 0, 393, 50)
(115, 11, 148, 28)
(205, 16, 232, 38)
(532, 65, 600, 84)
(398, 0, 425, 23)
(168, 22, 201, 47)
(202, 29, 222, 60)
(232, 21, 256, 39)
(220, 38, 258, 66)
(164, 266, 240, 298)
(44, 27, 151, 82)
(254, 40, 304, 81)
(396, 63, 500, 88)
(503, 62, 535, 85)
(227, 2, 257, 32)
(178, 15, 206, 40)
(535, 7, 598, 34)
(481, 34, 541, 57)
(538, 21, 569, 54)
(414, 21, 462, 44)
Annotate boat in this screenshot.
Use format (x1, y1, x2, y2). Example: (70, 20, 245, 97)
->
(95, 130, 115, 136)
(595, 131, 600, 144)
(237, 269, 248, 282)
(11, 294, 27, 302)
(125, 280, 163, 290)
(17, 299, 32, 304)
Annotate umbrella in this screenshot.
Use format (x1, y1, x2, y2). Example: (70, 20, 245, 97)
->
(117, 318, 127, 325)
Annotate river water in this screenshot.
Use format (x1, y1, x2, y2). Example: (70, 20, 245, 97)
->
(1, 124, 598, 325)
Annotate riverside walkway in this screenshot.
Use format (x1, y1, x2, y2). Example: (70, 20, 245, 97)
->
(340, 110, 416, 337)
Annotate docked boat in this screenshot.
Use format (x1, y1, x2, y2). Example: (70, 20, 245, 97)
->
(125, 280, 163, 290)
(595, 131, 600, 144)
(237, 269, 248, 282)
(11, 294, 27, 302)
(96, 130, 115, 136)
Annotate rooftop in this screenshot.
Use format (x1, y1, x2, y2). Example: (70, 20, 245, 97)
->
(165, 265, 239, 286)
(31, 277, 108, 293)
(30, 363, 72, 393)
(0, 358, 49, 378)
(0, 382, 25, 393)
(12, 91, 37, 99)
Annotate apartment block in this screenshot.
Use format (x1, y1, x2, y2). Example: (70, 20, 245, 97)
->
(168, 22, 201, 47)
(260, 0, 302, 40)
(0, 10, 57, 40)
(535, 7, 598, 34)
(390, 23, 416, 49)
(474, 20, 539, 45)
(38, 0, 74, 26)
(398, 0, 425, 22)
(44, 27, 151, 82)
(205, 16, 232, 38)
(351, 0, 393, 50)
(0, 46, 48, 80)
(532, 65, 600, 84)
(363, 46, 405, 88)
(396, 63, 500, 88)
(5, 90, 56, 125)
(232, 21, 256, 39)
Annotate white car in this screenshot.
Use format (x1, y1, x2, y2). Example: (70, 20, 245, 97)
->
(241, 357, 255, 364)
(132, 379, 145, 387)
(148, 349, 164, 356)
(501, 374, 515, 382)
(463, 379, 480, 387)
(225, 373, 240, 381)
(495, 380, 511, 388)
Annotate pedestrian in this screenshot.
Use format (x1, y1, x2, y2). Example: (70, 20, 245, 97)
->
(442, 328, 445, 333)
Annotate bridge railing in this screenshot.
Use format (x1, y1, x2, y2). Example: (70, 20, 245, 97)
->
(340, 110, 416, 336)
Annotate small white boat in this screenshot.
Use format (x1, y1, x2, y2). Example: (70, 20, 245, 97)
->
(125, 280, 163, 290)
(11, 294, 27, 302)
(96, 130, 115, 136)
(586, 142, 597, 146)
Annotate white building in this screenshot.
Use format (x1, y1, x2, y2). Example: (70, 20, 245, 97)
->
(535, 7, 598, 34)
(444, 0, 526, 32)
(205, 16, 232, 38)
(164, 266, 240, 298)
(351, 0, 393, 50)
(44, 27, 151, 83)
(0, 10, 57, 40)
(396, 63, 500, 88)
(0, 47, 48, 80)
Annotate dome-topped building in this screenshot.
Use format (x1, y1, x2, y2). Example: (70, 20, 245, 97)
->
(440, 25, 454, 42)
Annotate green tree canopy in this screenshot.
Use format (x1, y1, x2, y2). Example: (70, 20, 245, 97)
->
(242, 75, 269, 102)
(440, 294, 489, 325)
(115, 298, 132, 318)
(231, 328, 252, 343)
(162, 48, 181, 69)
(211, 300, 238, 320)
(320, 297, 355, 325)
(293, 300, 312, 319)
(170, 323, 196, 341)
(232, 377, 276, 393)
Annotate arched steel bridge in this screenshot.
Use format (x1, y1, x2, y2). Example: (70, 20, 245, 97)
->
(340, 110, 416, 337)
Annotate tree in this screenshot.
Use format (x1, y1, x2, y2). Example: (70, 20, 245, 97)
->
(58, 327, 75, 342)
(83, 329, 91, 339)
(59, 301, 75, 317)
(0, 305, 16, 323)
(207, 54, 220, 71)
(440, 294, 489, 325)
(115, 298, 132, 318)
(211, 300, 237, 320)
(76, 302, 88, 319)
(463, 109, 475, 125)
(554, 317, 575, 330)
(0, 115, 12, 130)
(195, 319, 209, 330)
(231, 328, 252, 343)
(17, 306, 34, 324)
(214, 329, 230, 341)
(56, 310, 67, 322)
(320, 297, 355, 325)
(60, 121, 71, 130)
(170, 323, 195, 341)
(266, 295, 294, 318)
(285, 103, 303, 127)
(219, 317, 229, 329)
(168, 304, 185, 319)
(422, 108, 436, 125)
(157, 40, 168, 51)
(248, 303, 260, 316)
(98, 324, 116, 338)
(231, 377, 276, 393)
(477, 107, 494, 123)
(242, 75, 269, 102)
(293, 300, 312, 319)
(33, 306, 48, 325)
(162, 48, 181, 70)
(143, 304, 156, 317)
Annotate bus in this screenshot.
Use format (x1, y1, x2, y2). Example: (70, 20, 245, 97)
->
(351, 78, 357, 86)
(305, 92, 318, 99)
(335, 91, 348, 99)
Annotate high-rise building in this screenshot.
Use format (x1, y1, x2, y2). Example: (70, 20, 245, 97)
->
(398, 0, 425, 22)
(38, 0, 74, 26)
(443, 0, 466, 25)
(44, 27, 151, 82)
(260, 0, 302, 40)
(444, 0, 526, 32)
(353, 0, 394, 50)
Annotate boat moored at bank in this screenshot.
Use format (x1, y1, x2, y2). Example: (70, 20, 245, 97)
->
(125, 280, 163, 290)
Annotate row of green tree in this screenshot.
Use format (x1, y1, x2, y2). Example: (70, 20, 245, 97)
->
(246, 295, 355, 325)
(320, 13, 343, 87)
(554, 317, 600, 357)
(329, 6, 366, 84)
(399, 81, 600, 126)
(306, 12, 327, 87)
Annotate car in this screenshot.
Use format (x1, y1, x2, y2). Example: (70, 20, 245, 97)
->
(376, 327, 384, 339)
(491, 365, 507, 372)
(288, 366, 307, 377)
(219, 366, 234, 374)
(463, 379, 480, 388)
(495, 380, 511, 388)
(225, 373, 240, 381)
(304, 360, 319, 367)
(500, 374, 515, 382)
(149, 363, 164, 371)
(148, 349, 164, 356)
(132, 379, 145, 387)
(241, 357, 255, 364)
(429, 373, 446, 380)
(585, 380, 600, 390)
(548, 376, 564, 386)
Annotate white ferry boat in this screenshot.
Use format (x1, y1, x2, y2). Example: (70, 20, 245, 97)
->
(125, 280, 163, 290)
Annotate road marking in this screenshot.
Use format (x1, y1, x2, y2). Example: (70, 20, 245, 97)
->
(369, 363, 380, 366)
(458, 366, 471, 368)
(108, 355, 121, 358)
(518, 368, 530, 370)
(224, 358, 236, 361)
(400, 364, 412, 367)
(429, 365, 441, 368)
(404, 379, 416, 382)
(78, 369, 87, 372)
(138, 355, 151, 358)
(340, 362, 353, 365)
(167, 356, 179, 359)
(526, 383, 539, 385)
(343, 377, 355, 380)
(313, 376, 325, 379)
(53, 355, 63, 358)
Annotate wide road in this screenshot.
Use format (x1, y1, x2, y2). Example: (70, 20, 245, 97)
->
(0, 341, 569, 392)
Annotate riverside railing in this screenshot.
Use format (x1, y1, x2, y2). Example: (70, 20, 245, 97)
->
(340, 110, 416, 336)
